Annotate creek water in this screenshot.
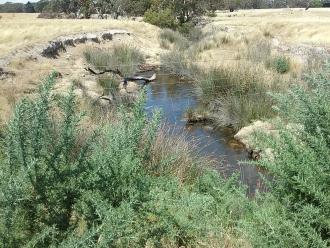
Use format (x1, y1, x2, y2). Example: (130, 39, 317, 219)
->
(145, 73, 264, 195)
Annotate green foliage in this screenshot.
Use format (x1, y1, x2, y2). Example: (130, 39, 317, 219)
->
(144, 8, 178, 29)
(0, 72, 93, 246)
(252, 64, 330, 246)
(270, 56, 291, 74)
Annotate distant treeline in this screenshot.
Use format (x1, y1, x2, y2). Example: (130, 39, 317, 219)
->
(0, 0, 48, 13)
(0, 0, 329, 15)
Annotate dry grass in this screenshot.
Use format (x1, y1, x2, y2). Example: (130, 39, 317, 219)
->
(0, 13, 160, 57)
(148, 125, 213, 183)
(211, 8, 330, 45)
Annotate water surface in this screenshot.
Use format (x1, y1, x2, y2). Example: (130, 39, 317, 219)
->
(145, 73, 264, 195)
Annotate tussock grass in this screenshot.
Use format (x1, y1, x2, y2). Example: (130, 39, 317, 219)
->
(148, 126, 208, 183)
(246, 39, 271, 63)
(84, 45, 145, 76)
(159, 28, 190, 50)
(195, 63, 286, 130)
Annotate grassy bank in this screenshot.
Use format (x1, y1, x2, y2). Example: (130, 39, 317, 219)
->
(158, 28, 296, 131)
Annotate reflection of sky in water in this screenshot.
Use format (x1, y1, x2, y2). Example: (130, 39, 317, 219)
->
(145, 73, 265, 195)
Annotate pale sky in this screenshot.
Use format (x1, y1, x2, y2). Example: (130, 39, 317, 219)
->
(0, 0, 38, 4)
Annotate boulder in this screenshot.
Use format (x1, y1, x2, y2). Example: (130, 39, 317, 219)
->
(234, 120, 275, 149)
(119, 81, 140, 93)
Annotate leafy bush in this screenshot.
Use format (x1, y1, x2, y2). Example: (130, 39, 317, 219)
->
(270, 56, 291, 74)
(144, 8, 178, 29)
(252, 65, 330, 246)
(84, 45, 145, 77)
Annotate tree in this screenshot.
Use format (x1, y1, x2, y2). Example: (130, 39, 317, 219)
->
(24, 1, 36, 13)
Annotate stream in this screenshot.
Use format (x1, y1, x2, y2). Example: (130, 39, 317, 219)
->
(145, 73, 265, 195)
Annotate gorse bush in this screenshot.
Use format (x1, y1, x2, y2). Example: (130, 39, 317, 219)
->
(84, 45, 145, 77)
(251, 64, 330, 246)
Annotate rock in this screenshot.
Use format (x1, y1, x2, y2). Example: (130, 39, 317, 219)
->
(234, 120, 275, 149)
(235, 121, 277, 161)
(119, 81, 140, 93)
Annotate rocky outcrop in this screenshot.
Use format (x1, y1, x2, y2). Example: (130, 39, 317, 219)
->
(234, 121, 276, 149)
(41, 30, 130, 58)
(0, 30, 131, 68)
(0, 67, 15, 80)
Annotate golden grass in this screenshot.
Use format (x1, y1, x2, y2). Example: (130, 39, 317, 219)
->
(211, 8, 330, 45)
(0, 13, 160, 57)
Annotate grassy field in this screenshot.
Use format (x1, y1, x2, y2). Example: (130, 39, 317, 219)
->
(212, 8, 330, 45)
(0, 13, 158, 57)
(1, 9, 330, 57)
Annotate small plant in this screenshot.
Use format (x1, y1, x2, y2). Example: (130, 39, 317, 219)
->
(271, 56, 291, 74)
(207, 11, 217, 17)
(263, 29, 273, 38)
(98, 76, 120, 95)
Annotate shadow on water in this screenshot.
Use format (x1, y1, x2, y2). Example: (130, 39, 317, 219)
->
(145, 72, 266, 195)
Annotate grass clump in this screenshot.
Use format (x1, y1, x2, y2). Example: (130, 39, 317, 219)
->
(195, 64, 281, 130)
(84, 45, 145, 76)
(98, 75, 120, 95)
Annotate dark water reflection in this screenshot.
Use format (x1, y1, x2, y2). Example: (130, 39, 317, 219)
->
(145, 73, 264, 195)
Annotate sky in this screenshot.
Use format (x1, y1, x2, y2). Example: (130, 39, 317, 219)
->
(0, 0, 38, 4)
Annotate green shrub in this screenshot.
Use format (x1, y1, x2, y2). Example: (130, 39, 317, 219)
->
(144, 8, 178, 29)
(252, 65, 330, 246)
(0, 73, 249, 247)
(271, 56, 291, 74)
